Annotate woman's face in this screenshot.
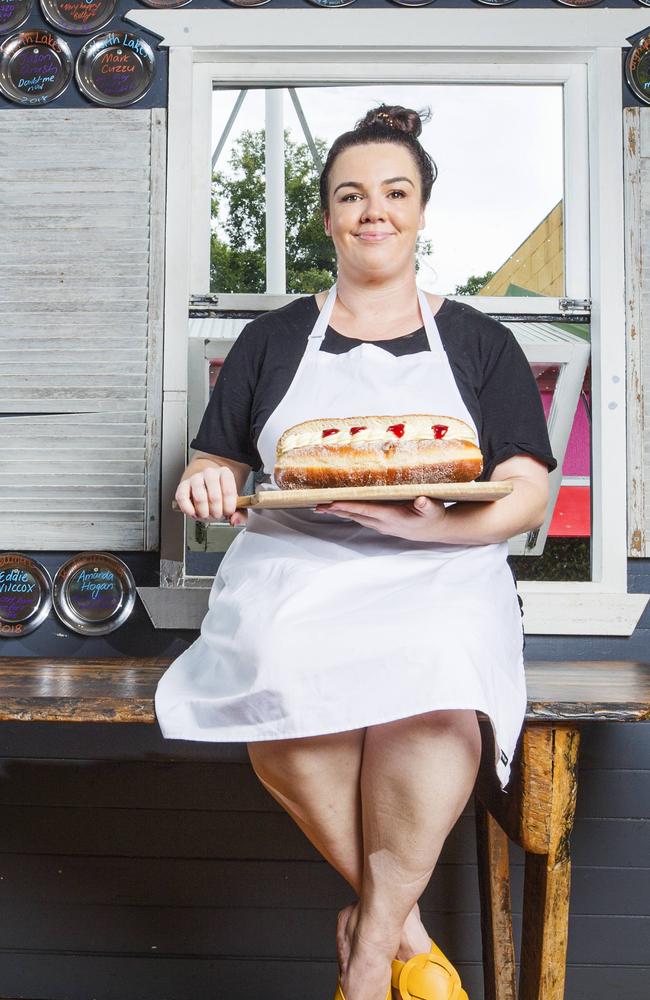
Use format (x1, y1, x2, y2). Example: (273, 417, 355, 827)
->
(323, 142, 425, 281)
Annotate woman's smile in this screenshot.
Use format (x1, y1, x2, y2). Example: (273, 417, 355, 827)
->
(355, 231, 395, 242)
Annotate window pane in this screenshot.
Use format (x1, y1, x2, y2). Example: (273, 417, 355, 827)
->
(510, 321, 591, 582)
(211, 84, 564, 296)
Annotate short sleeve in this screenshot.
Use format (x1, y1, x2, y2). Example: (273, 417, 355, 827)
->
(478, 328, 557, 480)
(189, 323, 262, 470)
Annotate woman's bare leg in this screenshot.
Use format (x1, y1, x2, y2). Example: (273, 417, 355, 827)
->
(247, 730, 432, 964)
(340, 709, 481, 1000)
(248, 729, 366, 883)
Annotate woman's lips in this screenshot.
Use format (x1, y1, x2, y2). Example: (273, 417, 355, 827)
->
(356, 232, 394, 242)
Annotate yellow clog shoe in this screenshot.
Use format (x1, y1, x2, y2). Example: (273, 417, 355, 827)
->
(390, 940, 469, 1000)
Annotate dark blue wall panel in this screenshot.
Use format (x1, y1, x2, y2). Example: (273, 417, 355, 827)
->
(1, 1, 648, 110)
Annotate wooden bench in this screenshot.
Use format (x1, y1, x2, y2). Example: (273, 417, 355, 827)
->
(1, 657, 649, 1000)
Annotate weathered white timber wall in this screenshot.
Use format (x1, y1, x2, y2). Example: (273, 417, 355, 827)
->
(0, 109, 165, 551)
(625, 106, 650, 558)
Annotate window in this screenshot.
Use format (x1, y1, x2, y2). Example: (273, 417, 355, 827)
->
(129, 8, 649, 633)
(209, 84, 565, 298)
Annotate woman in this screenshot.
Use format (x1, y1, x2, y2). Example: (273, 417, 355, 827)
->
(155, 105, 556, 1000)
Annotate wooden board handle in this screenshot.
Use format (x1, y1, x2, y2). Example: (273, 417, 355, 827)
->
(171, 496, 255, 514)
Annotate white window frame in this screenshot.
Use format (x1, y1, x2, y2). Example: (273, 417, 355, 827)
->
(127, 8, 650, 635)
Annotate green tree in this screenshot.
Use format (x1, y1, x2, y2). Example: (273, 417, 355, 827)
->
(454, 270, 495, 296)
(211, 129, 335, 294)
(211, 128, 433, 294)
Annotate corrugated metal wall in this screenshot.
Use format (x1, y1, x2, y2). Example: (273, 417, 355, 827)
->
(0, 109, 165, 551)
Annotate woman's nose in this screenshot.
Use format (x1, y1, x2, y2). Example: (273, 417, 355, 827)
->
(361, 196, 385, 222)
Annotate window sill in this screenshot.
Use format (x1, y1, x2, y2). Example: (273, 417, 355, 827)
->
(520, 590, 649, 636)
(138, 586, 649, 636)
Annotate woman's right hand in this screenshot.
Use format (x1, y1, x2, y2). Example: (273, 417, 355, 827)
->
(175, 464, 248, 526)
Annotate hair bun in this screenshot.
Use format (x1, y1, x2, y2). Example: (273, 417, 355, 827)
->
(356, 104, 428, 139)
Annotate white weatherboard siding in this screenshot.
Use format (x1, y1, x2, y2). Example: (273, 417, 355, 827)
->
(625, 107, 650, 558)
(0, 108, 165, 551)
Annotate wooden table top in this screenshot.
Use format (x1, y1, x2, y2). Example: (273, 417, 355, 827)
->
(0, 658, 649, 725)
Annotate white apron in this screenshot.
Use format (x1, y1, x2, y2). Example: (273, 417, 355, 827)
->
(155, 285, 526, 788)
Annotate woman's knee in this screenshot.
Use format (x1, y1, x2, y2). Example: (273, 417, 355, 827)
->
(247, 728, 364, 785)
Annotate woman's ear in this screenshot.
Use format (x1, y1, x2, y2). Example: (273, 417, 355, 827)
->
(323, 209, 331, 236)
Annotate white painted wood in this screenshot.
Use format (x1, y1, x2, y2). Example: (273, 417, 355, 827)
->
(587, 49, 628, 592)
(17, 474, 145, 486)
(265, 88, 286, 294)
(625, 108, 646, 557)
(190, 64, 214, 295)
(136, 585, 649, 636)
(563, 65, 590, 301)
(0, 499, 145, 513)
(4, 523, 145, 549)
(640, 109, 650, 158)
(124, 10, 650, 52)
(160, 46, 195, 572)
(145, 108, 167, 552)
(0, 485, 145, 497)
(520, 592, 649, 637)
(0, 108, 163, 551)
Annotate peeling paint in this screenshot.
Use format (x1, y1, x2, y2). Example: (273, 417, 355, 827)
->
(628, 125, 637, 159)
(630, 529, 644, 554)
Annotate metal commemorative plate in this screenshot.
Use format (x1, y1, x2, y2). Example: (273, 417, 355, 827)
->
(75, 30, 155, 107)
(139, 0, 191, 8)
(306, 0, 357, 7)
(473, 0, 517, 5)
(626, 34, 650, 106)
(223, 0, 273, 7)
(40, 0, 117, 35)
(553, 0, 602, 6)
(0, 29, 73, 104)
(52, 552, 136, 636)
(389, 0, 436, 6)
(0, 0, 32, 36)
(0, 553, 52, 638)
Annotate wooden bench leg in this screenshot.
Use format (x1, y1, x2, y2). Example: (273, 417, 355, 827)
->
(475, 797, 517, 1000)
(518, 727, 580, 1000)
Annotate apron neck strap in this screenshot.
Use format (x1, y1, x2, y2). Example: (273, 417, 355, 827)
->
(308, 283, 444, 355)
(417, 287, 445, 356)
(308, 284, 338, 344)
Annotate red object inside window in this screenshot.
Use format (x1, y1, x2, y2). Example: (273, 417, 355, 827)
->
(534, 364, 591, 538)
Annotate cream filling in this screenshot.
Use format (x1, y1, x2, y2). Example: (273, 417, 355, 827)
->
(281, 423, 475, 453)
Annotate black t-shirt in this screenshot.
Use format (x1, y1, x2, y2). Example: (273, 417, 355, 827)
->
(190, 294, 557, 481)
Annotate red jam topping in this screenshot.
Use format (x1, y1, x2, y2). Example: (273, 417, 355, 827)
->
(387, 423, 405, 438)
(432, 424, 448, 439)
(350, 426, 367, 435)
(322, 428, 339, 438)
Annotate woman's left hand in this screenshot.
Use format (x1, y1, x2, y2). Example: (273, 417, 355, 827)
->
(314, 496, 447, 542)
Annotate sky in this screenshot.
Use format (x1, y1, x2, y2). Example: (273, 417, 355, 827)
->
(211, 84, 563, 295)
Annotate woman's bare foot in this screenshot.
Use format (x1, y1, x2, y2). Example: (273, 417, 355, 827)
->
(335, 901, 432, 998)
(335, 903, 356, 978)
(336, 902, 393, 1000)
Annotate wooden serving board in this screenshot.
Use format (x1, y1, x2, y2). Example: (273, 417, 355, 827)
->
(234, 481, 512, 509)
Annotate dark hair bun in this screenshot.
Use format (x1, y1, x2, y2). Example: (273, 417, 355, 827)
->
(356, 104, 430, 139)
(319, 102, 437, 210)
